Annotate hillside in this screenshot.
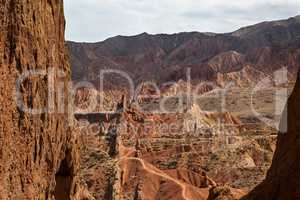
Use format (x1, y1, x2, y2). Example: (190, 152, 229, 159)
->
(68, 16, 300, 88)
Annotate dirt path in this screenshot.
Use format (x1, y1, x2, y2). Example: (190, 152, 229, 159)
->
(117, 147, 208, 200)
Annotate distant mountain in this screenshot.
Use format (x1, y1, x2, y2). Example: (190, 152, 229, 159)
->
(67, 15, 300, 88)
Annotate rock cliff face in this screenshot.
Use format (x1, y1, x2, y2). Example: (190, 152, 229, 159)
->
(0, 1, 85, 199)
(242, 71, 300, 199)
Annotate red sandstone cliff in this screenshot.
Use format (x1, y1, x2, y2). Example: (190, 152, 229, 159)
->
(0, 1, 88, 199)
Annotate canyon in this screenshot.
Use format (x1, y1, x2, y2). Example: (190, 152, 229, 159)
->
(1, 1, 300, 200)
(70, 15, 300, 200)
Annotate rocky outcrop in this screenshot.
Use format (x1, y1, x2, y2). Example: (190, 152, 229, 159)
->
(0, 1, 87, 199)
(207, 186, 242, 200)
(208, 51, 245, 74)
(241, 71, 300, 199)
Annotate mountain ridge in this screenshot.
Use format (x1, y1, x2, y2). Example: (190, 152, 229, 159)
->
(68, 15, 300, 89)
(67, 15, 300, 44)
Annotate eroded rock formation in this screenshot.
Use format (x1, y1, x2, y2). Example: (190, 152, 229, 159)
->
(207, 52, 300, 200)
(0, 1, 87, 199)
(242, 72, 300, 199)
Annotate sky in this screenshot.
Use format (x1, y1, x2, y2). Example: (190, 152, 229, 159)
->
(64, 0, 300, 42)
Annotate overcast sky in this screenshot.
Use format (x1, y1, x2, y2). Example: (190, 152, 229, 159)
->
(64, 0, 300, 42)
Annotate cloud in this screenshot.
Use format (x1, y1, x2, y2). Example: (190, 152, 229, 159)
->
(64, 0, 300, 42)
